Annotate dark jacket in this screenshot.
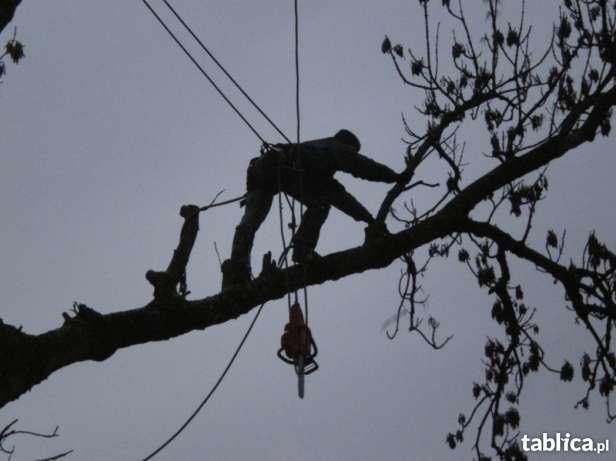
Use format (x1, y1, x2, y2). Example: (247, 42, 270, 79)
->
(245, 136, 398, 222)
(280, 137, 399, 184)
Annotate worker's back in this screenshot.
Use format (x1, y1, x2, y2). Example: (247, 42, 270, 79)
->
(279, 136, 352, 177)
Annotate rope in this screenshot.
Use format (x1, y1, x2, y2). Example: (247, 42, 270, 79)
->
(142, 222, 300, 460)
(160, 0, 292, 144)
(199, 193, 246, 212)
(276, 157, 294, 311)
(293, 0, 310, 325)
(142, 0, 267, 144)
(294, 0, 301, 147)
(142, 303, 265, 460)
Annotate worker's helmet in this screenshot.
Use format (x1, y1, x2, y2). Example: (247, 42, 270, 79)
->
(334, 129, 361, 152)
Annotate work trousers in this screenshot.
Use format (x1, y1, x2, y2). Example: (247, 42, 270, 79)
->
(230, 189, 330, 268)
(230, 150, 373, 270)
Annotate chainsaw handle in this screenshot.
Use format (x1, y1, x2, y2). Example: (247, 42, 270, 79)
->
(309, 333, 318, 358)
(277, 347, 297, 365)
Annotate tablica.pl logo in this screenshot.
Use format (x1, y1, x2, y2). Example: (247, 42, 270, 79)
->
(521, 432, 610, 454)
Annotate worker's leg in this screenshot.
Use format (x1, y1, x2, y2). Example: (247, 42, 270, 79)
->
(292, 203, 330, 263)
(327, 180, 374, 224)
(222, 175, 273, 290)
(229, 189, 273, 271)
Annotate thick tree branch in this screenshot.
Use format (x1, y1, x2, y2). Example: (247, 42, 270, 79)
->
(444, 86, 616, 217)
(0, 213, 455, 409)
(0, 0, 21, 36)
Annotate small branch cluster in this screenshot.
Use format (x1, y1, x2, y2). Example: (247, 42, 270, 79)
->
(450, 237, 566, 460)
(0, 419, 72, 461)
(570, 231, 616, 421)
(384, 250, 453, 349)
(0, 27, 24, 84)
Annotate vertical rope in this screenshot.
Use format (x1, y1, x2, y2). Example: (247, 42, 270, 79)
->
(277, 159, 294, 311)
(293, 0, 310, 325)
(294, 0, 301, 145)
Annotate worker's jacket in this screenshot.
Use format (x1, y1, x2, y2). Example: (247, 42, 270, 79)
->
(247, 137, 398, 205)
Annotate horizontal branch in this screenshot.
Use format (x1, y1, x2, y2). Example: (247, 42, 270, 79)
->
(0, 213, 454, 409)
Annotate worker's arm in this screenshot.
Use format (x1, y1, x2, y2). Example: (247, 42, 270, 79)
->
(327, 180, 374, 223)
(334, 146, 400, 183)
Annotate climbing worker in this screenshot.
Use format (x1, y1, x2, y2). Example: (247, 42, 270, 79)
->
(221, 128, 401, 289)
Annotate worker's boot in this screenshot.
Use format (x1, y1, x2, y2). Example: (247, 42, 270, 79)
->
(221, 259, 251, 291)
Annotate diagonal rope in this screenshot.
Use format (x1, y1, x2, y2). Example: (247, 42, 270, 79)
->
(160, 0, 292, 144)
(141, 302, 264, 460)
(142, 0, 267, 143)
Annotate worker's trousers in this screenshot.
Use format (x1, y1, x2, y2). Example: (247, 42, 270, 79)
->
(230, 150, 373, 272)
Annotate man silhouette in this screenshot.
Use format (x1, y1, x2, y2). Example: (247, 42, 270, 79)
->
(222, 129, 400, 289)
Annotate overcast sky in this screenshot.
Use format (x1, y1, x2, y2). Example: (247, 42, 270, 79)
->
(1, 1, 615, 460)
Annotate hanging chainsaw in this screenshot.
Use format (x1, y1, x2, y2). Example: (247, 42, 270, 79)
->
(277, 302, 318, 398)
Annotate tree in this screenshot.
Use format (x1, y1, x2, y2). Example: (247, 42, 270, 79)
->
(1, 0, 615, 459)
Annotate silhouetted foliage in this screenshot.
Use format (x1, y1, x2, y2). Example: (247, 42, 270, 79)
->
(381, 0, 616, 458)
(0, 0, 24, 84)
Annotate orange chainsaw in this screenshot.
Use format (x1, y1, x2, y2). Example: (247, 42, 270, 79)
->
(277, 302, 318, 398)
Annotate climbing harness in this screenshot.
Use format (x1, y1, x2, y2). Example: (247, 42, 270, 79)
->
(277, 303, 318, 398)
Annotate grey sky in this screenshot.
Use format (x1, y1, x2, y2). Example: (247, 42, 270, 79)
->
(1, 1, 615, 460)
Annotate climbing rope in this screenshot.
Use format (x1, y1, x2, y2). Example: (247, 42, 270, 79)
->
(142, 302, 265, 461)
(293, 0, 310, 325)
(275, 0, 317, 399)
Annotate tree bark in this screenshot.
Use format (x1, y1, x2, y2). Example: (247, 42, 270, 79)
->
(0, 0, 21, 36)
(0, 212, 452, 410)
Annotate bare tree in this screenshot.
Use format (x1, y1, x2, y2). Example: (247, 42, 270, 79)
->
(0, 0, 615, 459)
